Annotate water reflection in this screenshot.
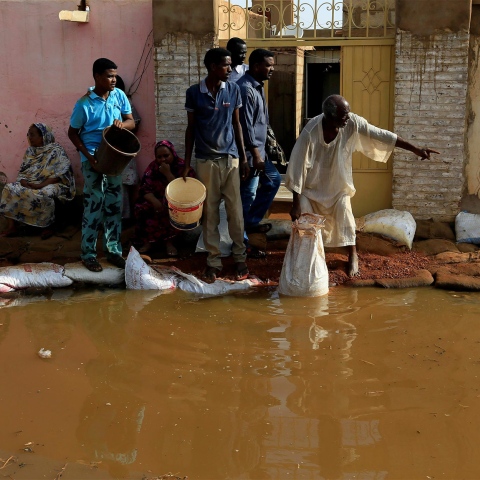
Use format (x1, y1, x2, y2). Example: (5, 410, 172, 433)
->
(250, 291, 366, 478)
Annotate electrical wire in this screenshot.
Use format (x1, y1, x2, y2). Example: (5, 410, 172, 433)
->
(127, 29, 154, 98)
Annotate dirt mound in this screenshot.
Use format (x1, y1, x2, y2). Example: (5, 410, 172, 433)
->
(435, 267, 480, 291)
(375, 269, 434, 288)
(415, 219, 456, 241)
(413, 239, 460, 256)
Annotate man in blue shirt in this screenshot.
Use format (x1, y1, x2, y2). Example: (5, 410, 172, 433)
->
(237, 49, 281, 257)
(68, 58, 135, 272)
(184, 48, 249, 283)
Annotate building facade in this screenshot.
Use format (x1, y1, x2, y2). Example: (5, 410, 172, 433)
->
(153, 0, 480, 221)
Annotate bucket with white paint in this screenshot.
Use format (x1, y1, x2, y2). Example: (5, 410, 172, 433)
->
(165, 178, 206, 230)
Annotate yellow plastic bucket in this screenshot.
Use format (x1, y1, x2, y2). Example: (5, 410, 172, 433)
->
(94, 126, 141, 176)
(165, 178, 206, 230)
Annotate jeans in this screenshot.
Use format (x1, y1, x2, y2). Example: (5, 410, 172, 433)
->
(240, 158, 281, 241)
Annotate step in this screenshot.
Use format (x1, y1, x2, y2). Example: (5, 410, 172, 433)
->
(273, 174, 293, 203)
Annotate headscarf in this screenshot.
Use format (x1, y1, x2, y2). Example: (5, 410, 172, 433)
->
(138, 140, 192, 199)
(29, 123, 56, 147)
(17, 123, 75, 201)
(154, 140, 181, 163)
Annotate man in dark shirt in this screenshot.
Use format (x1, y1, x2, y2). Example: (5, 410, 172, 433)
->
(184, 48, 250, 282)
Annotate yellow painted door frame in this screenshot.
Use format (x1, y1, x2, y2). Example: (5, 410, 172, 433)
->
(341, 45, 395, 217)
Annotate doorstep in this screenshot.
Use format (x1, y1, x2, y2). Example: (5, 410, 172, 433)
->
(273, 174, 292, 203)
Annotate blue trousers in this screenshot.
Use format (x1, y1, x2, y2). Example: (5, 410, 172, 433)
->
(81, 162, 123, 260)
(240, 158, 281, 240)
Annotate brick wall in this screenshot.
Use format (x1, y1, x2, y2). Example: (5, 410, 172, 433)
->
(393, 31, 469, 221)
(154, 33, 215, 154)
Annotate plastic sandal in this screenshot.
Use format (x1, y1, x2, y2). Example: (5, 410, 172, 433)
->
(235, 262, 249, 281)
(82, 257, 103, 272)
(106, 254, 126, 269)
(202, 266, 221, 284)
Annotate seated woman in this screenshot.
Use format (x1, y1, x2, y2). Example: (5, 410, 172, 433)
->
(133, 140, 195, 256)
(0, 123, 75, 238)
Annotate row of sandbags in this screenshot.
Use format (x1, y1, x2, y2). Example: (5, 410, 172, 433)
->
(1, 209, 479, 296)
(0, 260, 124, 293)
(357, 209, 480, 248)
(0, 215, 331, 298)
(0, 247, 263, 297)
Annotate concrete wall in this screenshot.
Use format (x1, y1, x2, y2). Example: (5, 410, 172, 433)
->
(153, 0, 217, 154)
(393, 0, 471, 220)
(397, 0, 471, 36)
(153, 0, 215, 43)
(0, 0, 156, 189)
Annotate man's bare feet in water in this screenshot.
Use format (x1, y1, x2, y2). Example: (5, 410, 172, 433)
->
(347, 245, 359, 277)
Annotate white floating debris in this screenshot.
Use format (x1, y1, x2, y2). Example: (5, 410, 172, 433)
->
(38, 348, 52, 359)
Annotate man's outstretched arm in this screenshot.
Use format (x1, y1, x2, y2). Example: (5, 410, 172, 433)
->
(395, 136, 440, 160)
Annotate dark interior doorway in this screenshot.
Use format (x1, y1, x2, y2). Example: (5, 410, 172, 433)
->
(306, 62, 340, 119)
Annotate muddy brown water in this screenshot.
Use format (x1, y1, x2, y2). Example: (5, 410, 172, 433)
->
(1, 287, 480, 479)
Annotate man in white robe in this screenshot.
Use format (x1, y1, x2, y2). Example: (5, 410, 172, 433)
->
(285, 95, 439, 276)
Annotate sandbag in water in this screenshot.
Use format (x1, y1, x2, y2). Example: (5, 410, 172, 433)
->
(279, 213, 329, 297)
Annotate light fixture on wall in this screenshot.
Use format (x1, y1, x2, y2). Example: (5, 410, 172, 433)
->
(59, 0, 90, 23)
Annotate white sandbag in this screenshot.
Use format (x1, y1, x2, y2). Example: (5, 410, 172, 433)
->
(0, 263, 73, 293)
(455, 211, 480, 244)
(64, 260, 125, 285)
(279, 213, 329, 297)
(196, 200, 233, 257)
(125, 247, 176, 291)
(359, 209, 416, 249)
(175, 269, 260, 295)
(125, 246, 261, 296)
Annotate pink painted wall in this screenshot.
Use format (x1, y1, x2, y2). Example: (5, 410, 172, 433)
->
(0, 0, 156, 189)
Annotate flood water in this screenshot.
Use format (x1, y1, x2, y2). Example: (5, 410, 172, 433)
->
(1, 286, 480, 479)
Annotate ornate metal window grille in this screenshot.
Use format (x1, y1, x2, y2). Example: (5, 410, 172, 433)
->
(217, 0, 395, 42)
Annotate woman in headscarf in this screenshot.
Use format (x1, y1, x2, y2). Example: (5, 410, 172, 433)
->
(0, 123, 75, 238)
(133, 140, 195, 256)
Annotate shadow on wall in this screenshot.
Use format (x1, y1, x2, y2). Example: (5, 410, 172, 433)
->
(460, 194, 480, 215)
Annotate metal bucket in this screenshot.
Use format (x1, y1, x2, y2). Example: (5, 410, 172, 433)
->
(94, 126, 141, 176)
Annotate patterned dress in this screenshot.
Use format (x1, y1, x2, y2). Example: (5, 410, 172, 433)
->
(0, 124, 75, 228)
(134, 142, 195, 246)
